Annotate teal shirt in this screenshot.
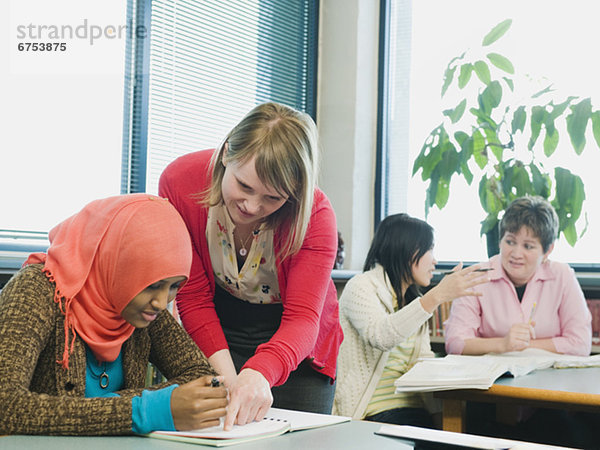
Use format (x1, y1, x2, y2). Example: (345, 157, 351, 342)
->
(84, 345, 177, 433)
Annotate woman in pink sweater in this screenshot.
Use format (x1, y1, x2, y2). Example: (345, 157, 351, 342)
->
(159, 102, 342, 430)
(445, 196, 591, 356)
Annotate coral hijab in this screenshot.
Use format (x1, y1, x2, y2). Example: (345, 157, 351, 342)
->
(25, 194, 192, 368)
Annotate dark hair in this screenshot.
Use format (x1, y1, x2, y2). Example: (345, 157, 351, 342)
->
(363, 213, 434, 307)
(499, 196, 558, 253)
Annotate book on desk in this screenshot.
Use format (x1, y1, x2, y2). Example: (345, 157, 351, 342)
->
(394, 348, 600, 393)
(147, 407, 351, 447)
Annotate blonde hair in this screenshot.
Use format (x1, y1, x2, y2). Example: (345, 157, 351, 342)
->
(204, 102, 320, 259)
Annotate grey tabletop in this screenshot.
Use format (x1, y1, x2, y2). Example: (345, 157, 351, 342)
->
(0, 420, 414, 450)
(494, 367, 600, 395)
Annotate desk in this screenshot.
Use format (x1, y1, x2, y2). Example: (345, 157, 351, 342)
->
(0, 420, 413, 450)
(435, 367, 600, 433)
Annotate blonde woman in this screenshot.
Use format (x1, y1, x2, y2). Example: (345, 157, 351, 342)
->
(159, 102, 342, 429)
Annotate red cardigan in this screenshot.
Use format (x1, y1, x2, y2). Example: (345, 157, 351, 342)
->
(159, 149, 343, 386)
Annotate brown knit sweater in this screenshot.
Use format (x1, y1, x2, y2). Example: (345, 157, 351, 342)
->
(0, 264, 216, 435)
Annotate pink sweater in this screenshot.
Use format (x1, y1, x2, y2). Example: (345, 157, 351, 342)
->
(444, 255, 592, 356)
(159, 149, 343, 386)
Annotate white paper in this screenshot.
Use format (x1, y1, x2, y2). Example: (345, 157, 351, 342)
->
(376, 424, 571, 449)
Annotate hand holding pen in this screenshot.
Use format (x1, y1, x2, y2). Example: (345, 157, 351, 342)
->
(420, 263, 491, 313)
(170, 375, 228, 431)
(528, 301, 537, 339)
(502, 303, 538, 352)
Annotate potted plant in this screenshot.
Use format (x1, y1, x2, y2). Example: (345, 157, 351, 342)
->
(412, 19, 600, 256)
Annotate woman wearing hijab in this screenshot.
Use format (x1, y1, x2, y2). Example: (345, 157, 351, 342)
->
(0, 194, 227, 435)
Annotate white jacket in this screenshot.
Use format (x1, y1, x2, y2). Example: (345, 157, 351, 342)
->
(332, 264, 434, 419)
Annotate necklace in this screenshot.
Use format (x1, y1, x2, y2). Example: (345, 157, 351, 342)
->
(236, 229, 257, 257)
(88, 358, 110, 389)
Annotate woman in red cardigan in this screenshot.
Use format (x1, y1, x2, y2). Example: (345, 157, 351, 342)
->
(159, 102, 343, 430)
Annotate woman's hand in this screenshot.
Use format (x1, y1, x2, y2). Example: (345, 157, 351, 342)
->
(223, 368, 272, 431)
(421, 263, 490, 312)
(502, 322, 534, 352)
(171, 375, 228, 431)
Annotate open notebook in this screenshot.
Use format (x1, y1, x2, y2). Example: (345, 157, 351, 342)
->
(394, 348, 590, 392)
(147, 407, 351, 447)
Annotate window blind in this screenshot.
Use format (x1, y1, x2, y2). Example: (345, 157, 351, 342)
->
(122, 0, 318, 194)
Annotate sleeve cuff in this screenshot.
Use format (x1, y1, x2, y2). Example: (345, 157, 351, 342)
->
(131, 384, 178, 434)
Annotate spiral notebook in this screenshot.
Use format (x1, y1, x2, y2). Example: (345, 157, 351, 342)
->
(147, 407, 351, 447)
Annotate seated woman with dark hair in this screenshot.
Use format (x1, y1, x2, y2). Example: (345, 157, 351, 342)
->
(0, 194, 227, 435)
(333, 213, 488, 426)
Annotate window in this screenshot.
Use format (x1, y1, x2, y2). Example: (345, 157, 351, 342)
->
(123, 0, 319, 195)
(380, 0, 600, 265)
(2, 1, 127, 235)
(1, 0, 318, 270)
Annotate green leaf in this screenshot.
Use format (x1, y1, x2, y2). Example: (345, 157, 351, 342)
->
(473, 60, 491, 85)
(478, 176, 504, 215)
(566, 98, 592, 154)
(472, 129, 487, 169)
(454, 131, 469, 146)
(470, 107, 498, 129)
(456, 133, 474, 184)
(531, 84, 555, 99)
(543, 126, 559, 157)
(528, 106, 547, 150)
(562, 223, 577, 247)
(553, 167, 585, 245)
(425, 171, 440, 216)
(592, 111, 600, 148)
(530, 164, 551, 198)
(548, 97, 576, 119)
(503, 77, 514, 91)
(435, 177, 450, 209)
(511, 105, 526, 134)
(482, 19, 512, 46)
(480, 214, 500, 235)
(484, 127, 503, 161)
(458, 64, 473, 89)
(438, 143, 460, 179)
(509, 163, 533, 197)
(441, 66, 457, 97)
(555, 167, 585, 222)
(486, 53, 515, 74)
(460, 160, 474, 185)
(413, 126, 443, 177)
(430, 147, 459, 209)
(479, 80, 502, 114)
(443, 99, 467, 124)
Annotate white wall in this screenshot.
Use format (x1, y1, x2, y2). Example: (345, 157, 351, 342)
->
(318, 0, 380, 270)
(2, 0, 126, 232)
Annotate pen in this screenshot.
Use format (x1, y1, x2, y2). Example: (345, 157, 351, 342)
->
(528, 302, 537, 339)
(211, 377, 220, 387)
(528, 301, 537, 323)
(437, 267, 493, 274)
